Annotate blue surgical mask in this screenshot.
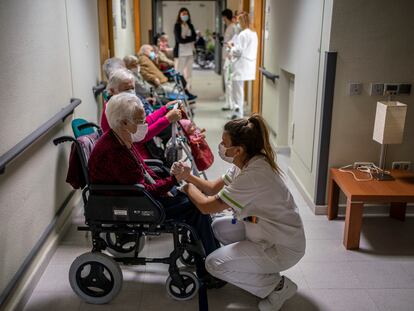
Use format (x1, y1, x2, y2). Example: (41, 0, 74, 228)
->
(180, 15, 189, 22)
(149, 51, 156, 61)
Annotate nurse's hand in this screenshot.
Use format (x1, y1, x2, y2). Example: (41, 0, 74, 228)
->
(172, 161, 191, 181)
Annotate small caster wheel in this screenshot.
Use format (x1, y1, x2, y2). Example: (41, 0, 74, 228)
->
(69, 252, 122, 304)
(165, 271, 199, 301)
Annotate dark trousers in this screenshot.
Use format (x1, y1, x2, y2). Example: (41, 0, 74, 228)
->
(157, 191, 219, 257)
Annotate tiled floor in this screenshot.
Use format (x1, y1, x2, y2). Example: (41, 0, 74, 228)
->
(24, 70, 414, 311)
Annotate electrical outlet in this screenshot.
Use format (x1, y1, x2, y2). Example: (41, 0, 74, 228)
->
(384, 83, 399, 95)
(370, 83, 384, 96)
(399, 83, 412, 95)
(392, 161, 411, 170)
(353, 162, 375, 169)
(348, 83, 362, 96)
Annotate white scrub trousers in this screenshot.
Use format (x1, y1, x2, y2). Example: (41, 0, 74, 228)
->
(223, 65, 234, 110)
(206, 216, 302, 298)
(231, 80, 244, 117)
(175, 55, 193, 90)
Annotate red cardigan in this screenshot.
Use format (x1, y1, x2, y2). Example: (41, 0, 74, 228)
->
(101, 102, 170, 159)
(88, 130, 176, 197)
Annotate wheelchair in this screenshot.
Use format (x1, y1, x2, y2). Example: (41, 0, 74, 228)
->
(53, 128, 206, 305)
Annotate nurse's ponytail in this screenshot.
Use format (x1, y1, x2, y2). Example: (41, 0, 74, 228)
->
(224, 114, 281, 174)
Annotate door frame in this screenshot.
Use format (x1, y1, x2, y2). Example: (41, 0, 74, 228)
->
(250, 0, 265, 113)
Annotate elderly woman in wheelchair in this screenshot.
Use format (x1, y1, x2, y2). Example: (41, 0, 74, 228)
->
(61, 92, 223, 304)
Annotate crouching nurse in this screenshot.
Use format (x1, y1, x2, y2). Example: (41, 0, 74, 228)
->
(175, 114, 306, 311)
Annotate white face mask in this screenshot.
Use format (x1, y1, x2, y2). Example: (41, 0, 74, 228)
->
(218, 143, 234, 163)
(131, 123, 148, 142)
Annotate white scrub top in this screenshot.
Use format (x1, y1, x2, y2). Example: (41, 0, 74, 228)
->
(230, 28, 258, 81)
(218, 156, 306, 254)
(222, 23, 238, 60)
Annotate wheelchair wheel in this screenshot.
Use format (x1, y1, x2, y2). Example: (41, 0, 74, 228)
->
(69, 252, 122, 304)
(165, 271, 199, 301)
(104, 232, 145, 258)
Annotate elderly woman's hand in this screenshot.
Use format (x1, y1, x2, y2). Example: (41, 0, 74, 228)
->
(171, 161, 191, 181)
(166, 100, 179, 109)
(166, 108, 182, 123)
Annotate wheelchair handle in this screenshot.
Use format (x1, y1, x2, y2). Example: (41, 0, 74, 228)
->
(53, 136, 76, 146)
(77, 122, 103, 136)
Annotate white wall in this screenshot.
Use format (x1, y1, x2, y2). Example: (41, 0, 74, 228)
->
(139, 0, 152, 44)
(328, 0, 414, 171)
(113, 0, 136, 57)
(0, 0, 100, 297)
(161, 1, 216, 46)
(261, 0, 333, 201)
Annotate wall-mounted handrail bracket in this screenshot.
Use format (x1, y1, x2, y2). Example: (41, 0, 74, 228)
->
(0, 98, 81, 175)
(92, 81, 107, 97)
(259, 67, 279, 83)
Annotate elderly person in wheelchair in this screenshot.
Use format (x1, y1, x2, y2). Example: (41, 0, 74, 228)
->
(88, 92, 223, 286)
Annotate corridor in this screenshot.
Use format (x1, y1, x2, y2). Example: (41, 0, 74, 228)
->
(23, 70, 414, 311)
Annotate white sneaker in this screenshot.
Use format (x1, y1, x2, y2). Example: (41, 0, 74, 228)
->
(258, 277, 298, 311)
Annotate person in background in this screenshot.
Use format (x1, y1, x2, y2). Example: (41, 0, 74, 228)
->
(158, 34, 173, 59)
(123, 55, 154, 98)
(195, 30, 206, 50)
(221, 9, 239, 112)
(101, 57, 126, 101)
(152, 45, 175, 71)
(138, 45, 197, 101)
(173, 7, 196, 90)
(227, 12, 258, 119)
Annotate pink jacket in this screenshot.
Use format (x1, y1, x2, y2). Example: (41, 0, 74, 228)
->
(101, 102, 170, 159)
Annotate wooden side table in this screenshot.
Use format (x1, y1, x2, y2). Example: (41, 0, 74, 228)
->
(327, 168, 414, 250)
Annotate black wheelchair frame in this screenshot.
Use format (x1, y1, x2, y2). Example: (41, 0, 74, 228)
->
(53, 123, 208, 308)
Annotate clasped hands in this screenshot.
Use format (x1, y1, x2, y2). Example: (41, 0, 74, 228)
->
(170, 161, 191, 181)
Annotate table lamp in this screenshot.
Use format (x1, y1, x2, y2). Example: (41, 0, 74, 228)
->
(372, 101, 407, 180)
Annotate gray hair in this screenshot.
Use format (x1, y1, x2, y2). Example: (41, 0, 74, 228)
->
(102, 57, 125, 80)
(123, 55, 139, 69)
(139, 44, 152, 55)
(108, 69, 135, 94)
(106, 93, 144, 130)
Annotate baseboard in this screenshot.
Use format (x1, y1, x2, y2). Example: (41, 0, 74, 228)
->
(1, 190, 81, 311)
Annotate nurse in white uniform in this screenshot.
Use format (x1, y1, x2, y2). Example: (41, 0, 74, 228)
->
(173, 114, 306, 311)
(228, 12, 258, 119)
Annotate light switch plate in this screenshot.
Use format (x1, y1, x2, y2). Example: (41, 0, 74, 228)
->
(349, 83, 362, 96)
(370, 83, 384, 96)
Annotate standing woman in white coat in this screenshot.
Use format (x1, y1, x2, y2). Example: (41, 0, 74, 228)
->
(173, 7, 196, 90)
(173, 114, 306, 311)
(228, 12, 258, 119)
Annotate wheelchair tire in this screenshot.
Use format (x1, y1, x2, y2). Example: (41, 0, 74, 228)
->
(69, 252, 122, 304)
(165, 271, 199, 301)
(103, 233, 145, 258)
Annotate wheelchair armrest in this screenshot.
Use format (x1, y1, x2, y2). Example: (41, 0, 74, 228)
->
(143, 159, 164, 167)
(53, 135, 76, 145)
(89, 184, 145, 192)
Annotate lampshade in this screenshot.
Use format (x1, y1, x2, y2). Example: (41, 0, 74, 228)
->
(373, 101, 407, 144)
